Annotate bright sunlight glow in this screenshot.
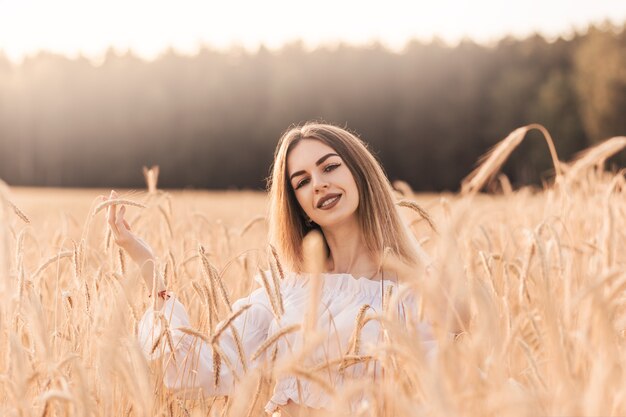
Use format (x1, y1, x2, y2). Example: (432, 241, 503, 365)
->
(1, 0, 626, 63)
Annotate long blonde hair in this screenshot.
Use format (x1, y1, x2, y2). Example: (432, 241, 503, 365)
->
(267, 122, 422, 273)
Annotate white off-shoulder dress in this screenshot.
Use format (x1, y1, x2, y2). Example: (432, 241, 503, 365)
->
(138, 272, 436, 413)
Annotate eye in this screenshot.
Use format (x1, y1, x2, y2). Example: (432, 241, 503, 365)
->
(295, 178, 310, 190)
(324, 163, 340, 172)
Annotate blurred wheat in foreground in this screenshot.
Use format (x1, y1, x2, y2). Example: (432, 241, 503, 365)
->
(1, 126, 625, 417)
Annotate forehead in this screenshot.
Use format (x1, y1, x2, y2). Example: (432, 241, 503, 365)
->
(287, 139, 339, 172)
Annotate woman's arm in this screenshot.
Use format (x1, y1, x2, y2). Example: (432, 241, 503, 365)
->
(138, 286, 274, 395)
(105, 191, 275, 395)
(105, 190, 166, 308)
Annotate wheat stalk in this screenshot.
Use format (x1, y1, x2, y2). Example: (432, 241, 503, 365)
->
(150, 328, 166, 355)
(158, 315, 177, 366)
(347, 304, 372, 355)
(199, 245, 232, 312)
(211, 304, 251, 344)
(178, 326, 211, 344)
(397, 200, 437, 232)
(258, 268, 281, 319)
(212, 342, 239, 385)
(310, 355, 374, 372)
(251, 324, 301, 361)
(240, 215, 266, 236)
(6, 131, 626, 417)
(566, 136, 626, 181)
(83, 281, 91, 314)
(212, 349, 221, 389)
(92, 199, 147, 216)
(461, 124, 562, 194)
(230, 328, 248, 373)
(288, 367, 333, 394)
(33, 251, 73, 278)
(244, 375, 264, 417)
(270, 244, 285, 280)
(269, 246, 285, 314)
(118, 248, 126, 275)
(8, 200, 30, 223)
(158, 205, 173, 237)
(143, 165, 160, 194)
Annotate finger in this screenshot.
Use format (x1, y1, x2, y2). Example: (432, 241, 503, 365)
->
(108, 214, 120, 238)
(107, 193, 119, 235)
(118, 206, 131, 231)
(116, 206, 127, 229)
(115, 215, 133, 242)
(107, 201, 117, 227)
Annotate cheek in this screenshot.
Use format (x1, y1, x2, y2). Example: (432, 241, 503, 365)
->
(344, 174, 360, 207)
(348, 187, 360, 209)
(338, 170, 358, 195)
(294, 190, 312, 214)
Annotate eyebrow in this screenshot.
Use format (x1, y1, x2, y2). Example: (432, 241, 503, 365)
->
(289, 153, 340, 181)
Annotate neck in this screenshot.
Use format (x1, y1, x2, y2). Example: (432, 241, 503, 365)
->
(320, 216, 381, 280)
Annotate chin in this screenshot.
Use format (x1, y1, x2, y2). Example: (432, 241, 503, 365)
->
(315, 211, 356, 229)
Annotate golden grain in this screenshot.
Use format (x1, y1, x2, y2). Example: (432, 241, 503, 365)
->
(251, 324, 301, 361)
(257, 268, 281, 319)
(397, 199, 437, 232)
(199, 245, 232, 312)
(462, 124, 561, 194)
(178, 326, 211, 343)
(158, 204, 173, 237)
(32, 251, 73, 278)
(244, 374, 264, 417)
(3, 127, 626, 416)
(240, 215, 266, 237)
(211, 304, 252, 344)
(150, 329, 166, 355)
(93, 198, 147, 215)
(347, 304, 371, 355)
(8, 200, 30, 223)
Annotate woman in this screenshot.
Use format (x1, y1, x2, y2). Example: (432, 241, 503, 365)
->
(106, 122, 440, 416)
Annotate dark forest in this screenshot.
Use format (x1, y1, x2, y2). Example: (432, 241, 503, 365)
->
(1, 24, 624, 191)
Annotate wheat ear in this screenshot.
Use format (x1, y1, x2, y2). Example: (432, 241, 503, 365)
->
(251, 324, 301, 361)
(347, 304, 372, 355)
(33, 251, 73, 278)
(92, 199, 146, 215)
(211, 304, 251, 343)
(199, 245, 232, 312)
(258, 268, 281, 319)
(8, 200, 30, 223)
(397, 200, 437, 232)
(240, 215, 266, 236)
(461, 124, 561, 194)
(567, 136, 626, 181)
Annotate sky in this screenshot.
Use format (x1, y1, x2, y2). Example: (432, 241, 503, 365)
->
(1, 0, 625, 63)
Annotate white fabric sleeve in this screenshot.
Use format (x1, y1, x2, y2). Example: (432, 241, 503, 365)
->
(137, 286, 274, 396)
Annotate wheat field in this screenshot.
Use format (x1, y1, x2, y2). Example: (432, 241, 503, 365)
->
(1, 126, 625, 417)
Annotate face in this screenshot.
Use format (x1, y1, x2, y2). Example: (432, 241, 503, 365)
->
(287, 139, 360, 229)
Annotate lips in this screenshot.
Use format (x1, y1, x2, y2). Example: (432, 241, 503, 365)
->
(316, 193, 342, 209)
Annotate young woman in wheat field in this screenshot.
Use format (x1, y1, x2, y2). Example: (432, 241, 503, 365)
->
(104, 123, 461, 416)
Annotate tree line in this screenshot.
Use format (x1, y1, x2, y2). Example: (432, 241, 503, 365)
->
(0, 23, 624, 191)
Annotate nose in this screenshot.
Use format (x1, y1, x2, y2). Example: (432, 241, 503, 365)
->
(313, 176, 329, 193)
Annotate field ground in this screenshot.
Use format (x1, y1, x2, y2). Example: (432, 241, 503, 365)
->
(1, 161, 625, 417)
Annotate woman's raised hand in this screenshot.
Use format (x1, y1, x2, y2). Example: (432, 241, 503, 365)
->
(105, 190, 132, 246)
(103, 190, 164, 303)
(103, 190, 154, 263)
